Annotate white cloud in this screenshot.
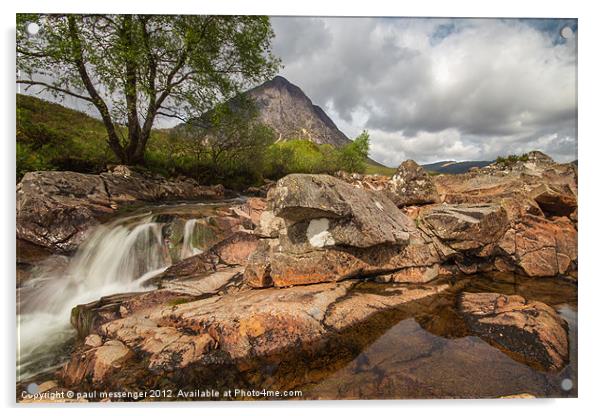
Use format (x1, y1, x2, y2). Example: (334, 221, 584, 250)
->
(272, 17, 577, 165)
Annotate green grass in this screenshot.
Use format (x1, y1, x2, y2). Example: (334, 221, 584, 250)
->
(364, 160, 396, 176)
(16, 94, 386, 186)
(16, 93, 186, 181)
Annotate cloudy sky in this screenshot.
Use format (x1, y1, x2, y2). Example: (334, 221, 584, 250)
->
(270, 17, 577, 166)
(20, 17, 577, 167)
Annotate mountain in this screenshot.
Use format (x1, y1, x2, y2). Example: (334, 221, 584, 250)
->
(244, 75, 351, 147)
(421, 160, 493, 174)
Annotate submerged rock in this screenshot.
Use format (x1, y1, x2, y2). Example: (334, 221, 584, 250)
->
(458, 292, 569, 371)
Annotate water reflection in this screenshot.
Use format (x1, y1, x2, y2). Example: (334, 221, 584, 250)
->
(302, 273, 577, 399)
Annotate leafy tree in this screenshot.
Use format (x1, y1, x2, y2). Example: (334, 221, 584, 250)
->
(338, 130, 370, 173)
(17, 14, 279, 164)
(178, 95, 276, 182)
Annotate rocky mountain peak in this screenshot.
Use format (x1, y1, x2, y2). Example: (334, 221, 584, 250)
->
(246, 76, 351, 147)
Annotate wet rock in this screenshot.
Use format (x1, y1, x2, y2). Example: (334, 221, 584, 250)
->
(387, 160, 440, 207)
(458, 292, 569, 371)
(16, 169, 226, 253)
(160, 266, 246, 296)
(62, 279, 449, 387)
(70, 263, 246, 341)
(62, 340, 132, 385)
(156, 232, 259, 282)
(16, 171, 114, 252)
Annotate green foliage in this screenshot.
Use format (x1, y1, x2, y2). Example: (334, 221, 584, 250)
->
(337, 130, 370, 173)
(17, 14, 280, 164)
(16, 94, 377, 188)
(364, 161, 396, 176)
(263, 131, 372, 178)
(16, 94, 116, 180)
(495, 153, 529, 166)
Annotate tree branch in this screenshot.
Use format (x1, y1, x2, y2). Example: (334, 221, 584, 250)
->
(16, 80, 93, 102)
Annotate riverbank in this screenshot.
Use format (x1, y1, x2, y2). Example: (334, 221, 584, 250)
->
(16, 151, 578, 400)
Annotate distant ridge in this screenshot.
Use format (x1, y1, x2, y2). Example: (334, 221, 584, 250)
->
(421, 160, 493, 174)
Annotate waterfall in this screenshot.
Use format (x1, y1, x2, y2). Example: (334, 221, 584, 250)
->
(180, 219, 203, 260)
(17, 213, 174, 381)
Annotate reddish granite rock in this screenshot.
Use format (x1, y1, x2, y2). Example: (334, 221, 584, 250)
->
(512, 215, 577, 277)
(63, 339, 132, 385)
(16, 168, 226, 253)
(62, 279, 449, 387)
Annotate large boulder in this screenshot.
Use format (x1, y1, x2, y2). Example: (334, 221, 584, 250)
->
(269, 174, 414, 247)
(17, 171, 114, 252)
(387, 160, 440, 207)
(418, 204, 509, 252)
(458, 292, 569, 371)
(245, 174, 441, 287)
(16, 168, 226, 253)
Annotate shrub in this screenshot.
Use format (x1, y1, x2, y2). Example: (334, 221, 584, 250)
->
(495, 153, 529, 166)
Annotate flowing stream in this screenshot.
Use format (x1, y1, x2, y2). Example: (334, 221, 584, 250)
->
(16, 201, 236, 382)
(16, 199, 578, 399)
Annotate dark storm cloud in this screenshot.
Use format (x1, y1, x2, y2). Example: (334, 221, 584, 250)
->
(271, 17, 577, 165)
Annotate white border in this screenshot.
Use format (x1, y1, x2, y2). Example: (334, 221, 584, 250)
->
(2, 1, 601, 415)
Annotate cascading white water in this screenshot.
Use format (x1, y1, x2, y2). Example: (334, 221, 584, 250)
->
(16, 211, 202, 381)
(179, 219, 201, 259)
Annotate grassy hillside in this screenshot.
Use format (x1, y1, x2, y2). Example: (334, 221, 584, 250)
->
(17, 94, 116, 177)
(365, 160, 396, 176)
(16, 94, 382, 187)
(16, 94, 182, 180)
